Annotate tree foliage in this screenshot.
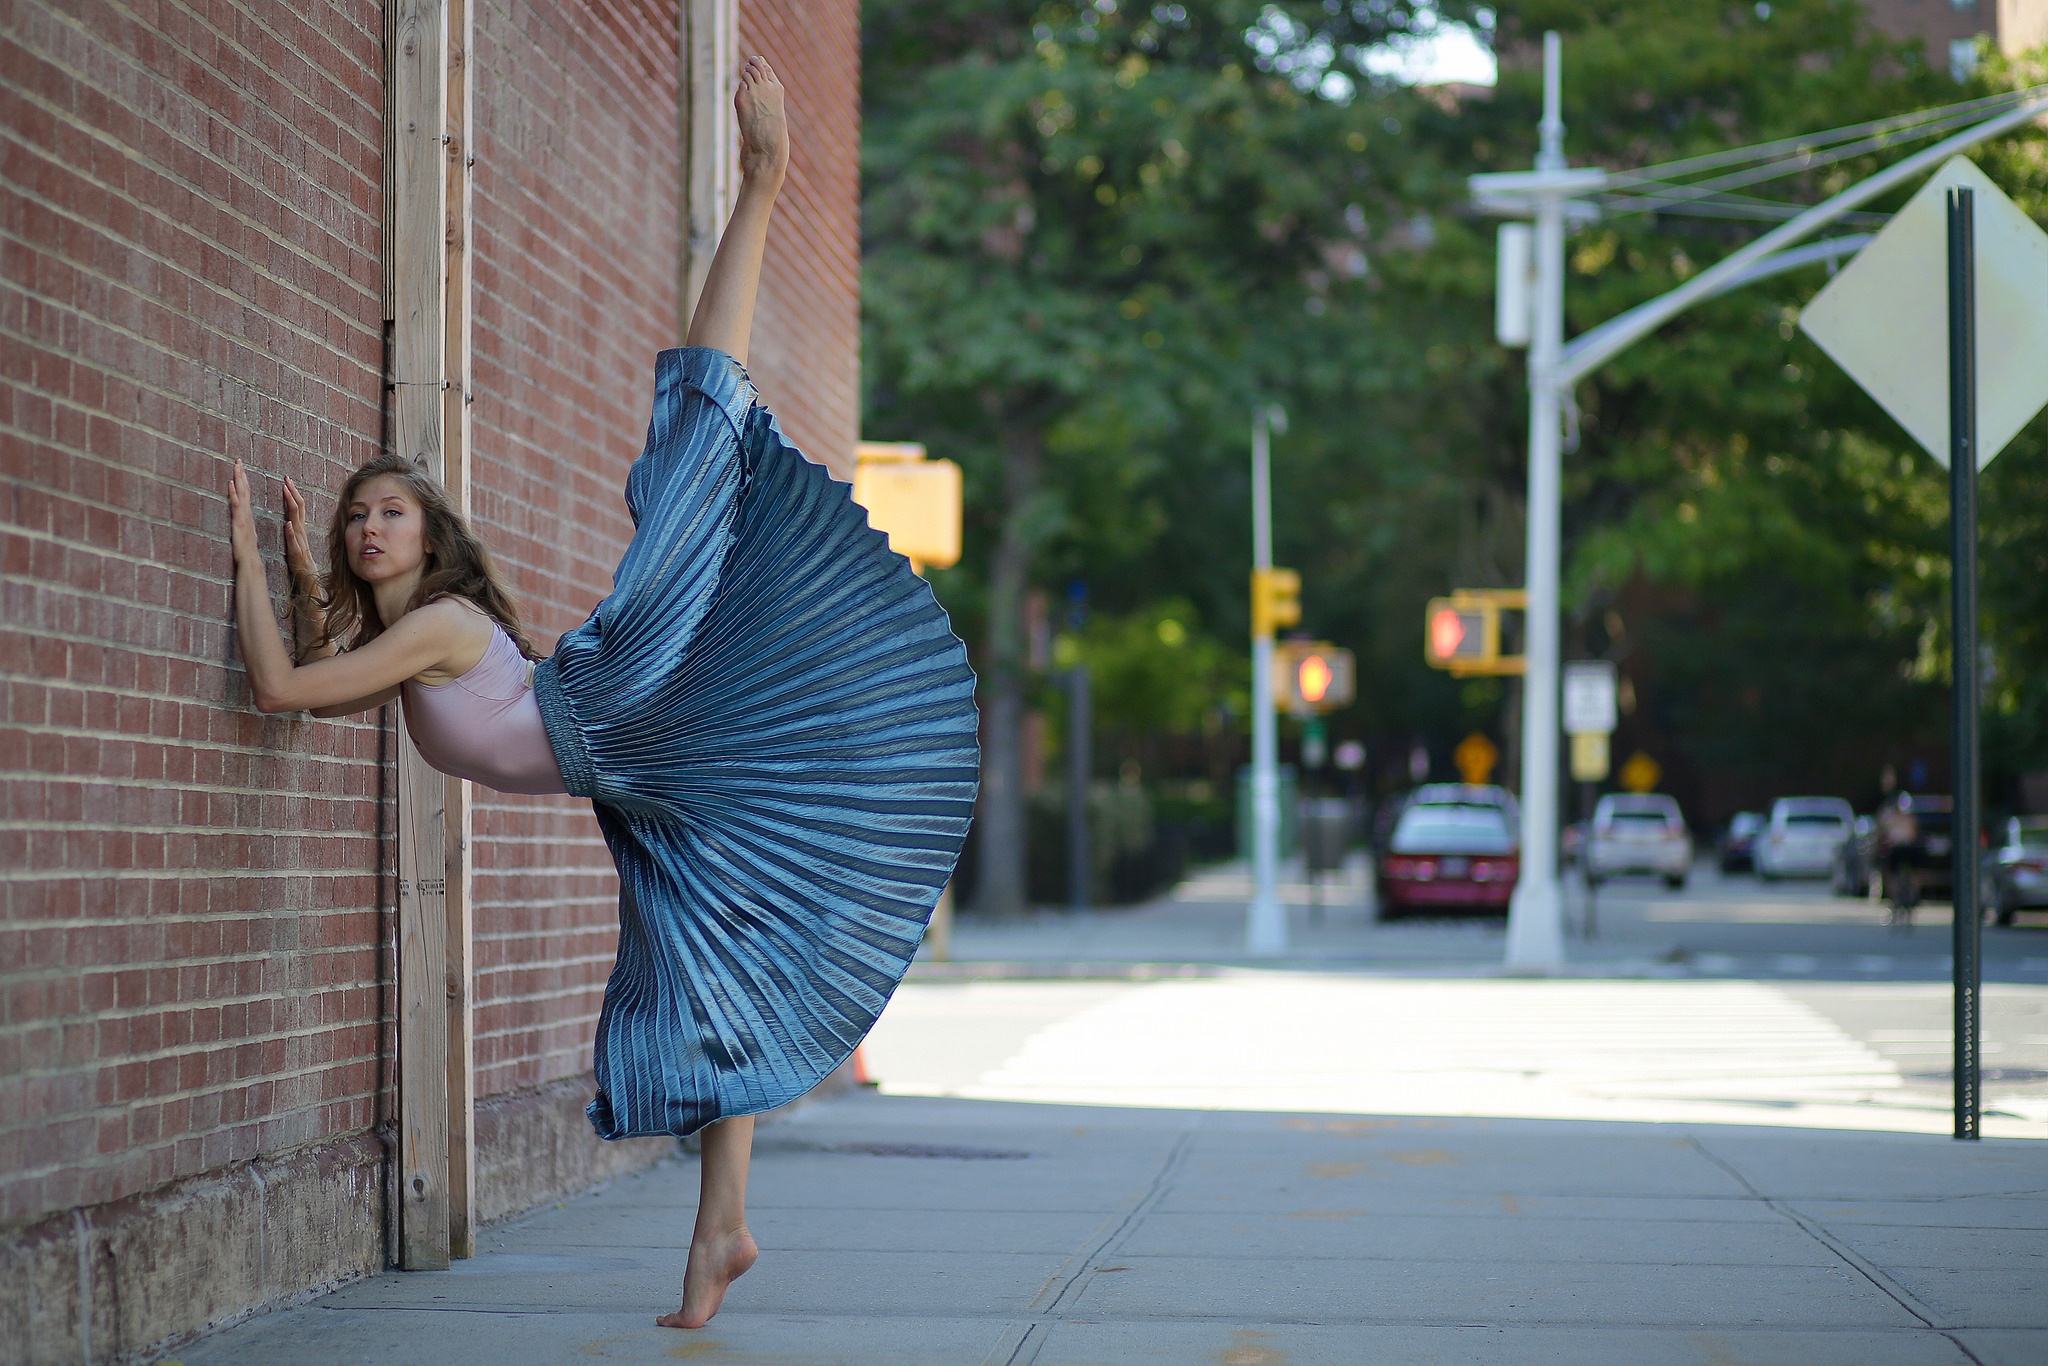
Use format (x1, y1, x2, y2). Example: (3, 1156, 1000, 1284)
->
(863, 0, 2048, 905)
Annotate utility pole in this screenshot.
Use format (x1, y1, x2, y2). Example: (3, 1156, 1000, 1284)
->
(1472, 34, 1603, 972)
(1247, 404, 1290, 955)
(1067, 635, 1091, 916)
(1468, 38, 2048, 1001)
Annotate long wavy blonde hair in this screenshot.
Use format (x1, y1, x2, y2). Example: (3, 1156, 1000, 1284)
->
(317, 453, 540, 660)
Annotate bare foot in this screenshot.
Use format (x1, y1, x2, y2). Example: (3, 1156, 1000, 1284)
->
(735, 55, 788, 186)
(656, 1225, 759, 1329)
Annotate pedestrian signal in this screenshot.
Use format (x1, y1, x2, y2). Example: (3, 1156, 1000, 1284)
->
(1273, 641, 1355, 713)
(1428, 602, 1486, 662)
(1423, 590, 1527, 677)
(1251, 567, 1302, 638)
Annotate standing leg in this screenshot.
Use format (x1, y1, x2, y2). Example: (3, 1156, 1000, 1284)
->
(651, 59, 782, 1330)
(658, 1115, 759, 1328)
(685, 55, 789, 365)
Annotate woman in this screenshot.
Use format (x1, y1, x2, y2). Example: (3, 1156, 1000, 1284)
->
(227, 57, 977, 1329)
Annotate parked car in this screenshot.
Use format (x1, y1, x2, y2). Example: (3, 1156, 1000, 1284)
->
(1409, 782, 1520, 823)
(1755, 797, 1854, 880)
(1586, 793, 1693, 889)
(1376, 801, 1519, 919)
(1989, 816, 2048, 925)
(1719, 811, 1764, 874)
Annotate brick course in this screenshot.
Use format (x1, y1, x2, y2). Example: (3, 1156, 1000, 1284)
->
(740, 0, 861, 477)
(1, 0, 391, 1233)
(3, 0, 860, 1354)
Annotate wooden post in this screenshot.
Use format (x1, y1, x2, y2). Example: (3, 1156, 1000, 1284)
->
(389, 0, 453, 1272)
(442, 0, 477, 1257)
(681, 0, 737, 324)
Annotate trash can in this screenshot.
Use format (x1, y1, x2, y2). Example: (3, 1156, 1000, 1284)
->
(1235, 764, 1297, 861)
(1300, 797, 1352, 876)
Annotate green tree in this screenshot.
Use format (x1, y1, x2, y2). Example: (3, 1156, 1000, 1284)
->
(1397, 1, 2048, 814)
(863, 0, 1475, 910)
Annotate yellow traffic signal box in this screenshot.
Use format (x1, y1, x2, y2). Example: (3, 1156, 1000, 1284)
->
(1251, 567, 1302, 639)
(1274, 641, 1356, 713)
(1423, 590, 1527, 677)
(852, 441, 963, 573)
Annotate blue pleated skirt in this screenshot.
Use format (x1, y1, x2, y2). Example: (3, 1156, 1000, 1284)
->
(531, 347, 979, 1139)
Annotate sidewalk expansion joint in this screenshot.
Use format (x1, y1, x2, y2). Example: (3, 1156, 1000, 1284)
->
(992, 1123, 1201, 1365)
(1684, 1132, 1969, 1355)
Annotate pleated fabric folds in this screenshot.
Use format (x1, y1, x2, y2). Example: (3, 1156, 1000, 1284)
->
(532, 347, 979, 1139)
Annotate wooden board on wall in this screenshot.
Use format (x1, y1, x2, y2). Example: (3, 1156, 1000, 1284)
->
(389, 0, 454, 1273)
(442, 0, 477, 1263)
(682, 0, 737, 324)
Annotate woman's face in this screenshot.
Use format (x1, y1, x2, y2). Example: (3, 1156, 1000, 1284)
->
(344, 474, 432, 584)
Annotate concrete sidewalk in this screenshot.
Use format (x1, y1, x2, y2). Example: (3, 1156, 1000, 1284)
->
(179, 1092, 2045, 1365)
(172, 869, 2048, 1365)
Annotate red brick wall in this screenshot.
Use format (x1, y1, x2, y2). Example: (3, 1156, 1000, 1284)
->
(465, 0, 680, 1101)
(0, 1, 390, 1227)
(2, 0, 861, 1253)
(741, 0, 861, 478)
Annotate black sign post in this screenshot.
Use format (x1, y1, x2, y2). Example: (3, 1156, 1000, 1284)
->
(1947, 186, 1981, 1142)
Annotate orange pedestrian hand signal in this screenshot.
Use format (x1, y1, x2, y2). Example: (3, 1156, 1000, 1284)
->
(1298, 652, 1334, 704)
(1273, 642, 1355, 713)
(1423, 591, 1526, 676)
(1430, 606, 1472, 660)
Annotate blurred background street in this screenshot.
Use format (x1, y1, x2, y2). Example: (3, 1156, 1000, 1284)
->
(879, 859, 2048, 1141)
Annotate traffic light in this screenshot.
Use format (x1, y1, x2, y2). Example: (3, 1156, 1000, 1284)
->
(1274, 641, 1355, 713)
(1250, 566, 1301, 638)
(1425, 597, 1494, 668)
(852, 441, 963, 573)
(1423, 591, 1529, 676)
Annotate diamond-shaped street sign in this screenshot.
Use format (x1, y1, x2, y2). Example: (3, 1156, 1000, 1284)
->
(1800, 156, 2048, 470)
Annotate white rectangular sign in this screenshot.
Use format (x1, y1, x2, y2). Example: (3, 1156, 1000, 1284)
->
(1563, 660, 1618, 736)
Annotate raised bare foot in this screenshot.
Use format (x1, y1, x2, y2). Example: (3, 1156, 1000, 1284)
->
(735, 55, 788, 186)
(656, 1225, 759, 1329)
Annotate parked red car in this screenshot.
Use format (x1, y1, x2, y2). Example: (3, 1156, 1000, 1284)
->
(1376, 801, 1520, 918)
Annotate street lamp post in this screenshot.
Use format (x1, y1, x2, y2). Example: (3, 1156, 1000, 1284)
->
(1469, 37, 2047, 976)
(1248, 404, 1288, 955)
(1477, 34, 1603, 972)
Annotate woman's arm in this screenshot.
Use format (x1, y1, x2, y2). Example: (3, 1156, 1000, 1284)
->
(229, 461, 478, 714)
(275, 474, 397, 717)
(684, 55, 788, 365)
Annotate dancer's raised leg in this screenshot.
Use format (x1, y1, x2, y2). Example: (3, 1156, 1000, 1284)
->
(686, 55, 788, 365)
(658, 1115, 759, 1329)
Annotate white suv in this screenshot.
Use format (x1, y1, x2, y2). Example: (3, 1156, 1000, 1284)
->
(1756, 796, 1854, 880)
(1586, 793, 1693, 889)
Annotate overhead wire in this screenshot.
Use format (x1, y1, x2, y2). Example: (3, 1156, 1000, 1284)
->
(1605, 85, 2047, 189)
(1592, 84, 2048, 227)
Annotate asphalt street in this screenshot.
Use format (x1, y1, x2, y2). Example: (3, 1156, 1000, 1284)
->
(907, 858, 2048, 1139)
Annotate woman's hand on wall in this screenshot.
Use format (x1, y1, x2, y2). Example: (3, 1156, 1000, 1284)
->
(281, 475, 319, 592)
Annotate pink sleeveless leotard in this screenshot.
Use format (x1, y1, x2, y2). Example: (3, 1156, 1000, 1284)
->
(402, 622, 568, 795)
